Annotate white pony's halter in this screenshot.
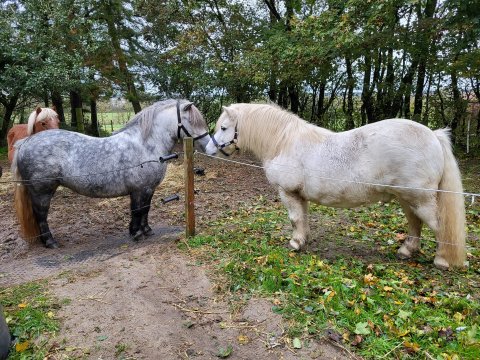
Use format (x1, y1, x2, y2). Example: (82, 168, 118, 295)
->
(210, 123, 239, 156)
(176, 101, 210, 142)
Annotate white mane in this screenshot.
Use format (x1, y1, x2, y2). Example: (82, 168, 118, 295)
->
(229, 103, 331, 160)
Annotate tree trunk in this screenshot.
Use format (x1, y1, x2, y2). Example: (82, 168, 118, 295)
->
(51, 91, 66, 124)
(413, 0, 437, 122)
(43, 92, 49, 107)
(391, 59, 419, 117)
(90, 98, 99, 137)
(288, 85, 299, 114)
(422, 73, 433, 125)
(317, 82, 326, 126)
(310, 85, 317, 122)
(70, 90, 84, 132)
(345, 57, 355, 130)
(278, 85, 288, 109)
(451, 68, 464, 144)
(0, 95, 19, 147)
(103, 1, 141, 114)
(361, 51, 372, 125)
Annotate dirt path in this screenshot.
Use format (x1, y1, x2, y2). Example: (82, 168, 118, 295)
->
(0, 155, 349, 359)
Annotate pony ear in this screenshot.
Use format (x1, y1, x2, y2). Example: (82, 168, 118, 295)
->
(182, 102, 193, 111)
(222, 106, 238, 120)
(51, 105, 57, 112)
(36, 107, 42, 115)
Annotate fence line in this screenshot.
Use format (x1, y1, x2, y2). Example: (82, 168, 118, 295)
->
(0, 155, 184, 185)
(3, 150, 477, 201)
(1, 149, 478, 250)
(195, 152, 480, 204)
(194, 151, 479, 251)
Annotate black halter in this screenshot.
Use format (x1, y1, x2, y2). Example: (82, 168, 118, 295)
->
(210, 123, 239, 156)
(176, 101, 210, 141)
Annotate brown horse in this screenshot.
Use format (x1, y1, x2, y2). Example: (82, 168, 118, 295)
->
(7, 107, 60, 163)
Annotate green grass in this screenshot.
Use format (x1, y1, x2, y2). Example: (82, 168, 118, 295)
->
(0, 281, 60, 359)
(184, 198, 480, 359)
(96, 111, 134, 135)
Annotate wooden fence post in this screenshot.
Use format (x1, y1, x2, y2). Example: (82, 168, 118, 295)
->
(184, 137, 195, 237)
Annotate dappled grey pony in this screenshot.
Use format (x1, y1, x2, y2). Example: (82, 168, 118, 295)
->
(207, 103, 466, 270)
(12, 99, 210, 249)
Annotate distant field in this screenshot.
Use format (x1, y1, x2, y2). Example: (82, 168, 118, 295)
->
(92, 111, 135, 134)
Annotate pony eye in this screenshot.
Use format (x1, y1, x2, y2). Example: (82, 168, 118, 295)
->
(221, 126, 227, 131)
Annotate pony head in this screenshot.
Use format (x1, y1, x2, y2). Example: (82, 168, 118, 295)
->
(27, 107, 60, 136)
(176, 101, 211, 152)
(206, 105, 240, 156)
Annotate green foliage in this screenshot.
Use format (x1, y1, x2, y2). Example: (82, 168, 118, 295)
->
(0, 281, 60, 359)
(0, 0, 479, 152)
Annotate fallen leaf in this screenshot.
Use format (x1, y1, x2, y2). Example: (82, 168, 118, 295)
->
(217, 344, 233, 358)
(383, 286, 393, 292)
(292, 337, 302, 349)
(397, 310, 411, 320)
(17, 303, 27, 309)
(397, 329, 410, 337)
(438, 327, 455, 342)
(238, 334, 249, 344)
(354, 322, 371, 335)
(453, 312, 465, 324)
(15, 341, 29, 352)
(351, 334, 363, 346)
(404, 340, 420, 353)
(325, 329, 342, 343)
(363, 273, 377, 286)
(47, 311, 54, 318)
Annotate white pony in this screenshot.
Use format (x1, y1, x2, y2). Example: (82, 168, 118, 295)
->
(206, 103, 466, 270)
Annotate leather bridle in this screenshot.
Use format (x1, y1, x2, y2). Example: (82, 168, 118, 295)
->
(210, 123, 239, 156)
(176, 101, 209, 142)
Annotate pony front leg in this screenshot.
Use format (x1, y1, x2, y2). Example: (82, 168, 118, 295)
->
(129, 189, 154, 241)
(279, 189, 309, 250)
(140, 192, 154, 237)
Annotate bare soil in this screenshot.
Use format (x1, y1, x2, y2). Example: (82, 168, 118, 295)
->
(0, 153, 350, 360)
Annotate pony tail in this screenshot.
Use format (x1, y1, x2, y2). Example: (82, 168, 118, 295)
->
(12, 152, 40, 243)
(26, 107, 42, 136)
(435, 129, 466, 267)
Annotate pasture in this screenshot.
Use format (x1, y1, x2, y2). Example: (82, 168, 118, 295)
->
(0, 148, 479, 359)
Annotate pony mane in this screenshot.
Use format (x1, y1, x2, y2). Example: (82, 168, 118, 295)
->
(27, 108, 58, 136)
(232, 103, 330, 160)
(117, 99, 205, 141)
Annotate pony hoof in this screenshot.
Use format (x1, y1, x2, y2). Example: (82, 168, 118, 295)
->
(289, 239, 301, 251)
(45, 240, 59, 249)
(131, 231, 144, 242)
(397, 247, 412, 260)
(434, 256, 449, 270)
(142, 226, 154, 237)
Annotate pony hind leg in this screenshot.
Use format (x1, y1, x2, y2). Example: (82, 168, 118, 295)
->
(279, 189, 309, 250)
(397, 201, 423, 260)
(30, 190, 58, 248)
(399, 196, 451, 269)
